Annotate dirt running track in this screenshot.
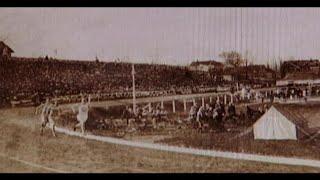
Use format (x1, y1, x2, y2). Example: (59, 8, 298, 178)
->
(0, 107, 319, 173)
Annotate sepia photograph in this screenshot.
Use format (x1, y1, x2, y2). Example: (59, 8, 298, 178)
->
(1, 7, 320, 173)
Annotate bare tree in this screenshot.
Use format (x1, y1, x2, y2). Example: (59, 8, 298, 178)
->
(219, 51, 244, 68)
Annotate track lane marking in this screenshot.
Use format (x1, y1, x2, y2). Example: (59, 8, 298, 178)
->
(0, 152, 68, 173)
(55, 127, 320, 169)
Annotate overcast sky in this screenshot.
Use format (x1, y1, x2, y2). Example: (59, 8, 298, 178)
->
(1, 8, 320, 65)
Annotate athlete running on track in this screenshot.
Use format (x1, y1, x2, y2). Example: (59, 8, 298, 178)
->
(36, 98, 58, 137)
(72, 95, 91, 135)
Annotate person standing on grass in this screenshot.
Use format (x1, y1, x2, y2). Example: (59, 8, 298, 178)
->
(37, 98, 58, 137)
(303, 88, 308, 102)
(188, 104, 197, 122)
(196, 105, 205, 129)
(46, 107, 57, 137)
(38, 98, 51, 135)
(122, 106, 131, 126)
(72, 95, 91, 135)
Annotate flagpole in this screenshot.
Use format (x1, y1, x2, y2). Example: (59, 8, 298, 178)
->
(132, 63, 136, 114)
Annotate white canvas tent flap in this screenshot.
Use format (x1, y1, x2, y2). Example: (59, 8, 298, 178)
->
(253, 106, 297, 140)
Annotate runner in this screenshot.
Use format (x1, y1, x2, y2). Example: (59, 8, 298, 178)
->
(37, 98, 58, 137)
(46, 107, 57, 137)
(72, 95, 91, 135)
(38, 98, 51, 135)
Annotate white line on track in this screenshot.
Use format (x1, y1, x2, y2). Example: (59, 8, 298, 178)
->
(0, 152, 68, 173)
(55, 127, 320, 169)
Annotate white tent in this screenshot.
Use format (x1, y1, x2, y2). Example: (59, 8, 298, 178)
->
(253, 106, 297, 140)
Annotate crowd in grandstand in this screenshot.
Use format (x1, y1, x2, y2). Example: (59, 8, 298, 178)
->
(0, 57, 219, 107)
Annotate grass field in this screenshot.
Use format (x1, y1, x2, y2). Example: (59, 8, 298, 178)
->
(0, 156, 52, 173)
(58, 104, 320, 161)
(0, 107, 320, 173)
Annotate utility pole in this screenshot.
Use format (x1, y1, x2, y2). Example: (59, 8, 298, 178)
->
(245, 50, 248, 80)
(132, 63, 136, 114)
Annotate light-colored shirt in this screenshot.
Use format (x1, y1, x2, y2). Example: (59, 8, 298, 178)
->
(78, 104, 89, 117)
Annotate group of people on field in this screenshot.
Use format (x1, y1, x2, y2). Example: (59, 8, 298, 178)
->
(35, 93, 268, 137)
(121, 103, 169, 130)
(36, 95, 91, 137)
(188, 100, 237, 131)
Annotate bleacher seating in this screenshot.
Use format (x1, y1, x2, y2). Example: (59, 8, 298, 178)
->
(0, 57, 218, 107)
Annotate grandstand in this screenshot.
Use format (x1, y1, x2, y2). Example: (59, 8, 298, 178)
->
(0, 57, 223, 107)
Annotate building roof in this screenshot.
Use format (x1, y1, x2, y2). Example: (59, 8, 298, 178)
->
(0, 41, 14, 53)
(217, 65, 275, 76)
(281, 60, 320, 74)
(282, 59, 320, 67)
(282, 72, 320, 81)
(276, 72, 320, 86)
(190, 60, 224, 67)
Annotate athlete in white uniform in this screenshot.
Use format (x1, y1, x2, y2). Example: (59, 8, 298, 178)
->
(39, 98, 50, 135)
(47, 107, 57, 137)
(37, 98, 57, 137)
(73, 95, 91, 135)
